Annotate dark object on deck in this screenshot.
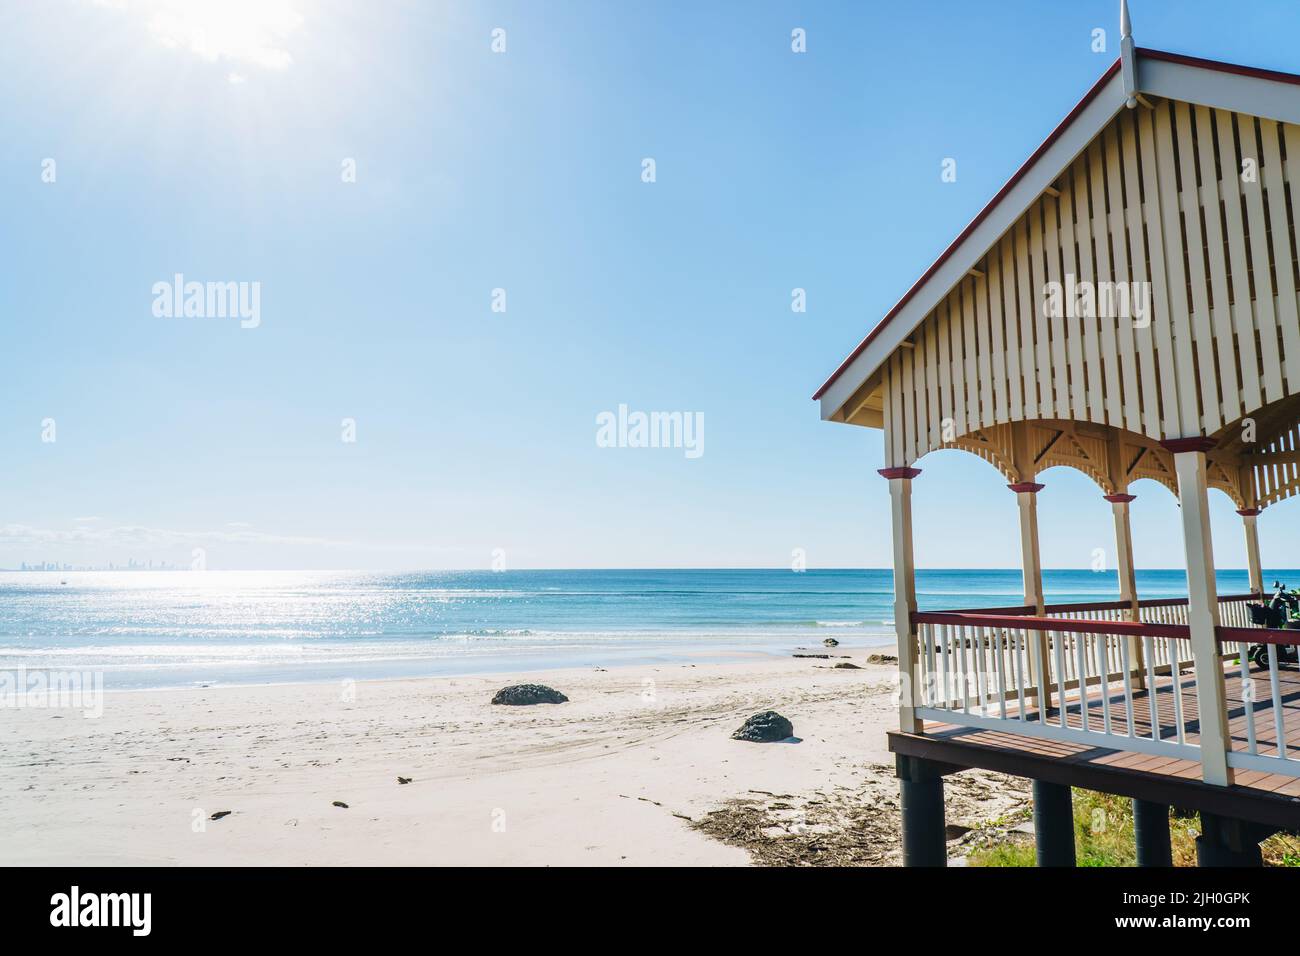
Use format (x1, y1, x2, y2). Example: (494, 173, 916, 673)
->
(1032, 780, 1075, 867)
(1247, 582, 1300, 667)
(1248, 602, 1285, 628)
(731, 711, 794, 742)
(823, 637, 840, 646)
(491, 684, 569, 706)
(210, 810, 232, 821)
(332, 801, 349, 809)
(1133, 799, 1172, 867)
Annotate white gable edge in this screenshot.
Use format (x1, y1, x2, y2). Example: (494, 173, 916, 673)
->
(1139, 58, 1300, 126)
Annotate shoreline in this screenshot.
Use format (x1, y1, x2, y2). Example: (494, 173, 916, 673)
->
(0, 644, 1028, 866)
(4, 634, 897, 694)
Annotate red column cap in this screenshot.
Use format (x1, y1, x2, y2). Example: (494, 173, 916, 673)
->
(1104, 493, 1136, 503)
(1237, 508, 1261, 517)
(1159, 436, 1217, 453)
(1007, 482, 1045, 494)
(877, 467, 921, 480)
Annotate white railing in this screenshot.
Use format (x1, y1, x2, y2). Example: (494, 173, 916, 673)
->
(1219, 624, 1300, 778)
(911, 612, 1201, 762)
(908, 602, 1300, 781)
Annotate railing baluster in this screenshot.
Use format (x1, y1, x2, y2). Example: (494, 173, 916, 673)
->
(1074, 632, 1090, 731)
(1053, 632, 1067, 729)
(921, 622, 935, 706)
(1170, 638, 1187, 746)
(1014, 629, 1027, 721)
(939, 623, 952, 709)
(975, 624, 990, 714)
(1144, 634, 1160, 741)
(1097, 634, 1112, 735)
(958, 625, 970, 715)
(1120, 635, 1134, 738)
(994, 628, 1007, 719)
(1268, 644, 1287, 760)
(1240, 641, 1257, 755)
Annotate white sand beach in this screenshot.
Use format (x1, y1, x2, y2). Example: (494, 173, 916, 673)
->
(0, 648, 1027, 866)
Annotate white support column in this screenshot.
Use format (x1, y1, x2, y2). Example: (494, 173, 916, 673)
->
(1009, 482, 1050, 712)
(1164, 439, 1233, 786)
(1238, 508, 1263, 595)
(1106, 492, 1145, 689)
(882, 467, 922, 734)
(1106, 494, 1139, 611)
(1010, 483, 1046, 612)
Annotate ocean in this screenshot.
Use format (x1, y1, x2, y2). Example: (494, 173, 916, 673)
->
(0, 568, 1283, 689)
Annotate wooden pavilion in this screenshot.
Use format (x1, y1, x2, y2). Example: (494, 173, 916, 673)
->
(815, 3, 1300, 865)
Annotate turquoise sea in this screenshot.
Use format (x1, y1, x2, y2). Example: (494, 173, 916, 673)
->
(0, 568, 1287, 689)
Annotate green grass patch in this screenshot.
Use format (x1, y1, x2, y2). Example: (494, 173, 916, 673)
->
(969, 789, 1300, 867)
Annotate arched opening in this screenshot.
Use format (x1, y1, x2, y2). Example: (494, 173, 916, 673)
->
(1033, 465, 1124, 604)
(909, 444, 1029, 572)
(1255, 494, 1298, 587)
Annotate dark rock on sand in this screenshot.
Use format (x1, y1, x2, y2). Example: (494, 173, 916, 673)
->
(332, 801, 349, 809)
(397, 776, 412, 785)
(834, 662, 862, 669)
(793, 653, 830, 659)
(731, 711, 794, 743)
(210, 810, 232, 821)
(867, 654, 898, 665)
(823, 637, 840, 646)
(491, 683, 569, 706)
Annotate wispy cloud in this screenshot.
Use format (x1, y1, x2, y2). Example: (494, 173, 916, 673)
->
(92, 0, 304, 72)
(0, 523, 456, 556)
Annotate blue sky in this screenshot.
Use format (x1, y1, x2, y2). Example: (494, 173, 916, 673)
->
(2, 0, 1298, 571)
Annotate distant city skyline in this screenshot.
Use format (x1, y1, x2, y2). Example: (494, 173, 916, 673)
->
(12, 558, 184, 572)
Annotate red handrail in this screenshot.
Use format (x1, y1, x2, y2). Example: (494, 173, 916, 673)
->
(1128, 593, 1258, 609)
(1015, 593, 1259, 616)
(1216, 625, 1300, 647)
(930, 604, 1037, 616)
(912, 610, 1188, 639)
(1042, 599, 1130, 613)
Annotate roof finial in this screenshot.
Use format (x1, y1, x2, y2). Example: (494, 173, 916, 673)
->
(1120, 0, 1138, 108)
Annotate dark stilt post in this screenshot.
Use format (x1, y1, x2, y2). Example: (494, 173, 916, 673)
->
(1132, 799, 1172, 867)
(896, 755, 947, 867)
(1032, 780, 1075, 866)
(1196, 813, 1272, 867)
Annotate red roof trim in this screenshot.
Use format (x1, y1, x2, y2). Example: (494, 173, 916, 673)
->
(1137, 47, 1300, 87)
(810, 57, 1122, 402)
(813, 48, 1300, 405)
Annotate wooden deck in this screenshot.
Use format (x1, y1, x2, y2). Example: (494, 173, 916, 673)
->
(891, 661, 1300, 829)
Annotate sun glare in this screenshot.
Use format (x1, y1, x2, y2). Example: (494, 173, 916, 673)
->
(104, 0, 305, 72)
